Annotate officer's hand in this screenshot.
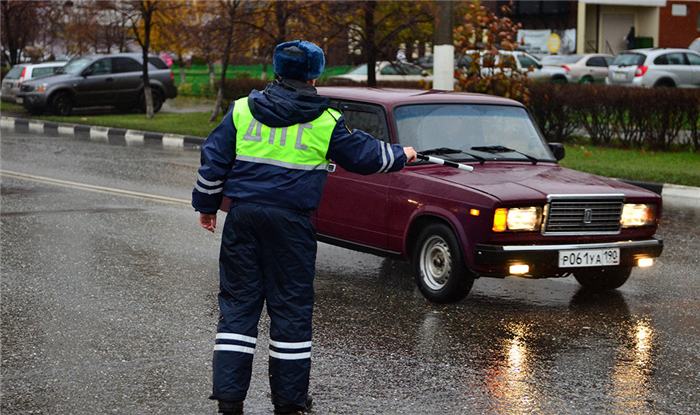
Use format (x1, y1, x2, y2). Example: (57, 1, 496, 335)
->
(403, 146, 417, 163)
(199, 213, 217, 233)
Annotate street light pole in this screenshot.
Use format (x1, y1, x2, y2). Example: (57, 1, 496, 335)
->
(433, 0, 454, 91)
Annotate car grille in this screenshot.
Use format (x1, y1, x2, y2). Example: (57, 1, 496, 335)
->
(543, 195, 624, 235)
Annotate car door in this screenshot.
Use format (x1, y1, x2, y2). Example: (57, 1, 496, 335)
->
(111, 57, 143, 104)
(585, 56, 609, 82)
(684, 52, 700, 87)
(74, 58, 115, 106)
(662, 52, 693, 87)
(315, 101, 392, 249)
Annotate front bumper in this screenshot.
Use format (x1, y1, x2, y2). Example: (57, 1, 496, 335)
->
(15, 92, 49, 109)
(474, 238, 663, 277)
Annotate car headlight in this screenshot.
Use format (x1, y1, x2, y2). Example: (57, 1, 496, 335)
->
(621, 203, 657, 227)
(37, 83, 48, 92)
(493, 207, 543, 232)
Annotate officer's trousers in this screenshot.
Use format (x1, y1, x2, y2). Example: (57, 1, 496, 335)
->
(211, 203, 316, 408)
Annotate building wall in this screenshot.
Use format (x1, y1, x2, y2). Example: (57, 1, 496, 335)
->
(659, 1, 700, 47)
(576, 2, 661, 54)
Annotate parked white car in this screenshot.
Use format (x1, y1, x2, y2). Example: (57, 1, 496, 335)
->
(541, 53, 614, 83)
(606, 48, 700, 88)
(328, 61, 432, 84)
(1, 61, 67, 103)
(463, 50, 572, 83)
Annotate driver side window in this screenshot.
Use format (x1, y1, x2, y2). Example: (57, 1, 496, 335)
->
(88, 59, 112, 76)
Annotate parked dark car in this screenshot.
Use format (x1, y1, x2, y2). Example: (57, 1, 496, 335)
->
(309, 87, 663, 303)
(15, 53, 177, 115)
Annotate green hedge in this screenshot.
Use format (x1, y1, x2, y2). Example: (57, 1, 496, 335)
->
(527, 84, 700, 152)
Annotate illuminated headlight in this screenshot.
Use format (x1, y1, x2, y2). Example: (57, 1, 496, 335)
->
(493, 207, 543, 232)
(621, 204, 657, 228)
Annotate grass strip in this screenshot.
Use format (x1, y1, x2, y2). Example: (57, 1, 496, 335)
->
(560, 144, 700, 188)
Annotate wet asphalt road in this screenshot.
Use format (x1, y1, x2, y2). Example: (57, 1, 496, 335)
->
(2, 131, 700, 415)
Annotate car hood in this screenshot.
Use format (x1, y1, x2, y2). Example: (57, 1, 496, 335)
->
(23, 73, 72, 85)
(412, 162, 656, 203)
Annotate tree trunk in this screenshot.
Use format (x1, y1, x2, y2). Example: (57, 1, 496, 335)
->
(210, 16, 235, 122)
(178, 52, 186, 83)
(208, 54, 216, 93)
(364, 1, 377, 87)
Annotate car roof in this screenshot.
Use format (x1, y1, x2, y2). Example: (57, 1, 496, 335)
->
(14, 61, 67, 68)
(623, 48, 699, 55)
(317, 87, 524, 108)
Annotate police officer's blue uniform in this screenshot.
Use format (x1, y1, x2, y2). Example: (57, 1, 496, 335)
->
(192, 40, 410, 415)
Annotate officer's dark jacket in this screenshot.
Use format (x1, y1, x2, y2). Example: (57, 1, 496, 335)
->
(192, 79, 407, 214)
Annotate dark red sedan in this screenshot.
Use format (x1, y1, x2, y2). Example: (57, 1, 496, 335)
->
(313, 87, 663, 303)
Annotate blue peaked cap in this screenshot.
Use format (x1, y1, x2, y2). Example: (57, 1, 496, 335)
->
(273, 40, 325, 80)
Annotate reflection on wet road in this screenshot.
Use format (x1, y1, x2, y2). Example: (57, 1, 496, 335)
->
(1, 131, 699, 414)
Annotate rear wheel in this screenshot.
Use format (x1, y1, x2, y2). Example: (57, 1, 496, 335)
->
(49, 92, 73, 116)
(139, 89, 163, 113)
(574, 267, 632, 291)
(412, 223, 474, 303)
(580, 76, 594, 85)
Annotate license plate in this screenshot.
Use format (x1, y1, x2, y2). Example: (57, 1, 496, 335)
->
(612, 72, 626, 81)
(559, 248, 620, 268)
(15, 97, 23, 104)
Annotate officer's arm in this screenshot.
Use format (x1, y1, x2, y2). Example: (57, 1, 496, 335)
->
(192, 108, 236, 214)
(326, 117, 408, 175)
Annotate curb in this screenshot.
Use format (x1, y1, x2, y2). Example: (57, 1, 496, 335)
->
(2, 116, 699, 200)
(0, 116, 206, 148)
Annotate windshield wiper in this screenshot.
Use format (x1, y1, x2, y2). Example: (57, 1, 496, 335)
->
(470, 145, 539, 165)
(420, 147, 486, 163)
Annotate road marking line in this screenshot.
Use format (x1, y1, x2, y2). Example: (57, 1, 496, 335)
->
(0, 170, 190, 205)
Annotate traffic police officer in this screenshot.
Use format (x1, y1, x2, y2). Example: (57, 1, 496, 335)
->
(192, 40, 417, 415)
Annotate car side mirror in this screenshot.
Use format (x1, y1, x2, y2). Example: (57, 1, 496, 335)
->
(549, 142, 565, 161)
(422, 70, 430, 77)
(81, 68, 92, 77)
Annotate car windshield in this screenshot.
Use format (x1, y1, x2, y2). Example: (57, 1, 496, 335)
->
(612, 53, 645, 66)
(395, 104, 553, 161)
(55, 57, 92, 74)
(346, 64, 368, 75)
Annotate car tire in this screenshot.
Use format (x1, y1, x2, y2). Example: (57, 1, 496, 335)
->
(574, 267, 632, 291)
(412, 223, 474, 303)
(653, 79, 675, 88)
(139, 89, 163, 113)
(580, 76, 594, 85)
(49, 92, 73, 116)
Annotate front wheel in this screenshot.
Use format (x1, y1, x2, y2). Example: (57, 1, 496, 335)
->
(49, 92, 73, 116)
(412, 223, 474, 303)
(574, 267, 632, 291)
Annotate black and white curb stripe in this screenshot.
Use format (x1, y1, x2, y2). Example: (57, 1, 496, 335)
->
(1, 116, 206, 148)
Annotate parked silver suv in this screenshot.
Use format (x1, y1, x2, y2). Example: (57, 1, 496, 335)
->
(16, 53, 177, 115)
(606, 48, 700, 88)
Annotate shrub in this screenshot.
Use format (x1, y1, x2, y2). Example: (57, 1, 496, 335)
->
(527, 83, 577, 142)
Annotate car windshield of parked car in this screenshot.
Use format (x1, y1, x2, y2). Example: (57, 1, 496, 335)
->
(395, 104, 553, 161)
(346, 64, 368, 75)
(612, 53, 645, 66)
(55, 58, 92, 74)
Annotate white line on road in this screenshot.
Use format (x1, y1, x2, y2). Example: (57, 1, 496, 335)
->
(1, 170, 190, 205)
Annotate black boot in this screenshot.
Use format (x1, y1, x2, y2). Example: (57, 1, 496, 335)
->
(274, 395, 313, 414)
(218, 400, 244, 415)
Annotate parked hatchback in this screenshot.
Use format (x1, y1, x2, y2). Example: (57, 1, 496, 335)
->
(464, 50, 572, 83)
(310, 87, 662, 303)
(16, 53, 177, 115)
(541, 53, 614, 83)
(1, 61, 67, 103)
(328, 61, 432, 84)
(606, 48, 700, 88)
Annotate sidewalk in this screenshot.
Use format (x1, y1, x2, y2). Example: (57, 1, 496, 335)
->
(2, 111, 699, 200)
